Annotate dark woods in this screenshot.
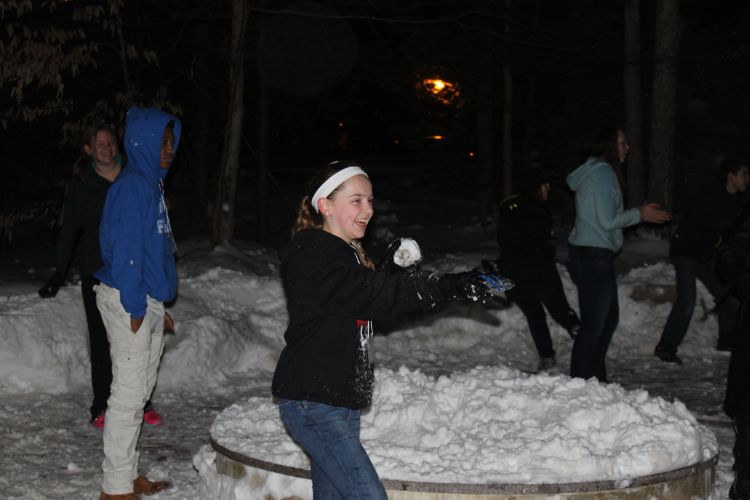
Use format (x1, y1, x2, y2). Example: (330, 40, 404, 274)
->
(2, 0, 750, 249)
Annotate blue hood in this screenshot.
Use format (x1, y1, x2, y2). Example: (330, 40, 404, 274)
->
(95, 107, 182, 317)
(566, 156, 641, 252)
(124, 107, 182, 181)
(566, 157, 605, 193)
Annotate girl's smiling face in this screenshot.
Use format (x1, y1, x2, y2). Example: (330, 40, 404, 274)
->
(319, 174, 373, 243)
(84, 130, 118, 169)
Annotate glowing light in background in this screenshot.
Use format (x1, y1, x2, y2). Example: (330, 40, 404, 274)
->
(420, 77, 460, 105)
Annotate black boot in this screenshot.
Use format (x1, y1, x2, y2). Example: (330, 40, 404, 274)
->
(654, 345, 683, 364)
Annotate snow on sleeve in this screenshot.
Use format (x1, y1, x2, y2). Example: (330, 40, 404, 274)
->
(208, 365, 717, 488)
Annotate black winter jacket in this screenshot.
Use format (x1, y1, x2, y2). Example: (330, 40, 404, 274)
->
(716, 216, 750, 418)
(496, 193, 558, 296)
(272, 229, 435, 409)
(55, 163, 115, 278)
(671, 184, 742, 259)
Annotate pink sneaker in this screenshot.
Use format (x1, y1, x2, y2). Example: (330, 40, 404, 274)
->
(143, 408, 162, 426)
(91, 412, 105, 429)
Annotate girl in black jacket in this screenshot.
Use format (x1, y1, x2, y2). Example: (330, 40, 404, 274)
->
(38, 123, 160, 428)
(272, 161, 511, 499)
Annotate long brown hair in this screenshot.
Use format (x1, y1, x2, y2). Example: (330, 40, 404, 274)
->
(292, 161, 375, 269)
(592, 126, 626, 190)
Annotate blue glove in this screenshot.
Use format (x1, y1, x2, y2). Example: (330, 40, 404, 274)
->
(477, 273, 514, 296)
(433, 271, 514, 304)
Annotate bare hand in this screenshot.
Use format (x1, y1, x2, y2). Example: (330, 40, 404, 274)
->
(163, 311, 175, 333)
(640, 203, 671, 224)
(130, 316, 145, 333)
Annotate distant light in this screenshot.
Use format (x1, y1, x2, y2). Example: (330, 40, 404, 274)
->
(338, 122, 344, 127)
(427, 135, 444, 141)
(420, 78, 460, 105)
(428, 79, 446, 92)
(393, 139, 400, 144)
(468, 151, 475, 157)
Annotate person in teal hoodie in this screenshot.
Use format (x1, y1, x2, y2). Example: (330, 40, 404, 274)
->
(94, 107, 180, 499)
(566, 126, 670, 382)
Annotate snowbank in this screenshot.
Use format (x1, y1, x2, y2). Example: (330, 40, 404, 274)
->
(0, 242, 288, 394)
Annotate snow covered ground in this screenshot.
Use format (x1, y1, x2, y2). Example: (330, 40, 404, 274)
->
(0, 170, 739, 499)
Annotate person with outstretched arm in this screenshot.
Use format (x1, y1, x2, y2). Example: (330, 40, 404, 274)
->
(566, 126, 670, 382)
(272, 160, 512, 498)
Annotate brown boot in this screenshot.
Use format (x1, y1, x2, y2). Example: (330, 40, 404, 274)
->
(99, 493, 140, 500)
(133, 475, 171, 495)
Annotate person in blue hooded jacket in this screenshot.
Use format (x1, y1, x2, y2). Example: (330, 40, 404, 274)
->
(566, 127, 670, 382)
(94, 107, 180, 499)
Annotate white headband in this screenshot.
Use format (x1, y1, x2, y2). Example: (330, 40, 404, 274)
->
(311, 166, 368, 213)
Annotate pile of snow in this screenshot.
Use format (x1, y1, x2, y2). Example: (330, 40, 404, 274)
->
(0, 242, 288, 394)
(210, 366, 717, 488)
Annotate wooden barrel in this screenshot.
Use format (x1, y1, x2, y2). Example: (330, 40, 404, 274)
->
(208, 436, 717, 499)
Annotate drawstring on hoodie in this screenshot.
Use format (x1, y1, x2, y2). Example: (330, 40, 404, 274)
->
(159, 179, 177, 254)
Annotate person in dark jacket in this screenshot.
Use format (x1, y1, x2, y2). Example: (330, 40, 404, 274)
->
(38, 123, 160, 429)
(272, 161, 512, 499)
(495, 167, 579, 372)
(655, 158, 748, 364)
(717, 213, 750, 500)
(94, 107, 179, 499)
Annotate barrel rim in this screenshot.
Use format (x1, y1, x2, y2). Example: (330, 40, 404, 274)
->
(209, 436, 718, 494)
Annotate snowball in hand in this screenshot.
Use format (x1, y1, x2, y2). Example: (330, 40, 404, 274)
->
(393, 238, 422, 268)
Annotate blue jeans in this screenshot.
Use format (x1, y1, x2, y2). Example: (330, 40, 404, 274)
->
(567, 245, 618, 382)
(278, 399, 387, 500)
(658, 256, 737, 352)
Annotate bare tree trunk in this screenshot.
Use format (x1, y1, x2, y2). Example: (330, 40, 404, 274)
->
(112, 0, 134, 102)
(522, 0, 541, 169)
(213, 0, 249, 245)
(256, 77, 269, 244)
(624, 0, 645, 206)
(647, 0, 683, 215)
(477, 45, 495, 223)
(188, 21, 211, 234)
(501, 0, 513, 199)
(502, 60, 513, 199)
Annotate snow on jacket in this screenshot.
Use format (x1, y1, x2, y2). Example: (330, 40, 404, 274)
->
(567, 156, 641, 252)
(272, 228, 435, 409)
(55, 161, 118, 278)
(95, 108, 182, 318)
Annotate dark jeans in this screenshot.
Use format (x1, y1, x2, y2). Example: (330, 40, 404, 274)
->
(731, 416, 750, 499)
(278, 399, 387, 500)
(82, 276, 112, 419)
(82, 277, 152, 419)
(658, 256, 738, 353)
(513, 275, 579, 359)
(566, 245, 618, 382)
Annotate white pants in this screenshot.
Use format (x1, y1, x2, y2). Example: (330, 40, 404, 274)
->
(96, 283, 165, 494)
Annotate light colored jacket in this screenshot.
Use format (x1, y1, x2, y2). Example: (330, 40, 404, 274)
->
(567, 156, 641, 252)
